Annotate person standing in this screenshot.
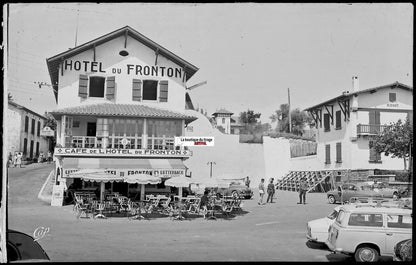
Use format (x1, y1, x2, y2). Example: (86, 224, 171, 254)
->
(245, 176, 251, 188)
(266, 178, 275, 203)
(16, 152, 23, 168)
(47, 151, 52, 164)
(13, 153, 18, 167)
(298, 177, 309, 204)
(258, 178, 265, 205)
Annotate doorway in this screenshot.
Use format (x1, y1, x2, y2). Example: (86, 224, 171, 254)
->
(87, 123, 97, 137)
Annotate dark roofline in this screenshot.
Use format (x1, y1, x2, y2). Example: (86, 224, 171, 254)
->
(8, 101, 47, 120)
(304, 82, 413, 111)
(46, 25, 199, 101)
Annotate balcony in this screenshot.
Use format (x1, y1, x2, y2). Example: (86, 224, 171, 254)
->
(357, 124, 388, 136)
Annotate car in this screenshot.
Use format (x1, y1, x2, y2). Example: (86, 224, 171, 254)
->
(393, 238, 412, 261)
(5, 229, 50, 262)
(307, 206, 341, 243)
(326, 203, 412, 262)
(326, 182, 399, 204)
(217, 180, 253, 199)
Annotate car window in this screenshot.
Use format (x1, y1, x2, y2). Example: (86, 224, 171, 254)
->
(348, 213, 383, 227)
(341, 184, 349, 190)
(361, 185, 372, 191)
(336, 210, 346, 224)
(327, 209, 339, 220)
(387, 214, 412, 229)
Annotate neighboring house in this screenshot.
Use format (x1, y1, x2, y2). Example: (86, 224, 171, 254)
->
(46, 25, 198, 204)
(6, 101, 49, 161)
(212, 108, 233, 134)
(230, 116, 245, 135)
(276, 77, 413, 192)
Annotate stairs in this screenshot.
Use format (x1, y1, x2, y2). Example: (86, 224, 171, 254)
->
(276, 170, 335, 193)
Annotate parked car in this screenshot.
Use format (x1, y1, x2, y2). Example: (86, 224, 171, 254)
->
(394, 238, 412, 261)
(326, 203, 412, 262)
(327, 182, 399, 204)
(6, 229, 50, 262)
(307, 206, 341, 243)
(217, 181, 253, 199)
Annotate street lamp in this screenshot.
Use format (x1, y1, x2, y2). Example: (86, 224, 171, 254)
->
(207, 161, 216, 178)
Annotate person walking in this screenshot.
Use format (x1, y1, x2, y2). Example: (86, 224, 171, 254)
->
(47, 151, 52, 164)
(298, 177, 309, 204)
(13, 153, 18, 167)
(266, 178, 275, 203)
(258, 178, 265, 205)
(245, 176, 251, 188)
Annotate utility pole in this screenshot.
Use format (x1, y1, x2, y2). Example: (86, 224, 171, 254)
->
(207, 161, 216, 178)
(288, 88, 291, 133)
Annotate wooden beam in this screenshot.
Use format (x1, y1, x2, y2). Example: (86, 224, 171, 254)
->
(124, 30, 128, 48)
(324, 104, 334, 125)
(93, 44, 96, 61)
(60, 57, 64, 76)
(155, 48, 159, 65)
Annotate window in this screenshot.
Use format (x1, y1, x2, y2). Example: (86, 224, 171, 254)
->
(387, 214, 412, 228)
(31, 118, 35, 135)
(336, 142, 342, 163)
(23, 138, 28, 156)
(369, 140, 381, 163)
(24, 116, 29, 132)
(324, 113, 330, 132)
(36, 142, 40, 157)
(142, 80, 158, 100)
(89, 76, 105, 97)
(348, 213, 383, 227)
(37, 121, 41, 136)
(335, 110, 342, 129)
(222, 118, 225, 123)
(325, 144, 331, 164)
(389, 93, 396, 102)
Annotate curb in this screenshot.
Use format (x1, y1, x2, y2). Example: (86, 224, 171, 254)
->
(37, 170, 54, 203)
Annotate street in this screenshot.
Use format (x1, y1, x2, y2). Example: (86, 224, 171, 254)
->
(7, 163, 361, 261)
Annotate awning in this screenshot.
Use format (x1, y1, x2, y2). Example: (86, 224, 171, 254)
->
(62, 158, 186, 178)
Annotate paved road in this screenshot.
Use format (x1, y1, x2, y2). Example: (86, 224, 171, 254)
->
(6, 164, 377, 262)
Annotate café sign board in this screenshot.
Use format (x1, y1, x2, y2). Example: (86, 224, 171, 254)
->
(54, 147, 192, 158)
(64, 168, 186, 178)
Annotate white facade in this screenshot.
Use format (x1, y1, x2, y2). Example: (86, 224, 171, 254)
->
(6, 102, 49, 159)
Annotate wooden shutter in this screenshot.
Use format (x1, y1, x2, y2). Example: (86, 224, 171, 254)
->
(336, 142, 342, 162)
(106, 76, 115, 100)
(79, 74, 88, 98)
(335, 111, 341, 129)
(132, 79, 142, 101)
(324, 113, 330, 131)
(369, 140, 381, 162)
(159, 80, 168, 102)
(325, 144, 331, 164)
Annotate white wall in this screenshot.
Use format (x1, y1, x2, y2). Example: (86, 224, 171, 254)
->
(184, 110, 265, 186)
(57, 35, 187, 112)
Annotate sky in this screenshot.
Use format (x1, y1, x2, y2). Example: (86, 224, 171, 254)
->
(4, 3, 413, 124)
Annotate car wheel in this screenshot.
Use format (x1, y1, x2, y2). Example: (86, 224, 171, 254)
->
(393, 192, 399, 200)
(231, 191, 239, 198)
(328, 195, 336, 204)
(354, 246, 380, 262)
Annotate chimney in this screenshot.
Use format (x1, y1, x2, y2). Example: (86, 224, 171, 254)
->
(352, 76, 359, 92)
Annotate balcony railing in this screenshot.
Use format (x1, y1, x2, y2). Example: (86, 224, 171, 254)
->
(357, 124, 388, 136)
(64, 135, 184, 150)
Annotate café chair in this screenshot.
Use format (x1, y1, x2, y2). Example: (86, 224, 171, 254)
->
(94, 203, 107, 219)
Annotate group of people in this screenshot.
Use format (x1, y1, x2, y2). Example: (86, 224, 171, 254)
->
(7, 151, 53, 168)
(257, 177, 309, 205)
(257, 178, 276, 205)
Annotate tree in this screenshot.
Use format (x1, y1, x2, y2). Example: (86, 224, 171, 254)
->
(370, 118, 413, 170)
(239, 109, 261, 125)
(270, 104, 313, 136)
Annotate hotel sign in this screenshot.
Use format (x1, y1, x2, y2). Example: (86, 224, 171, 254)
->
(40, 126, 55, 137)
(63, 168, 186, 178)
(54, 147, 192, 158)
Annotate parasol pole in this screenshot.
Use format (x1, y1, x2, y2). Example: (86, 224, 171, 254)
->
(140, 184, 145, 201)
(178, 186, 183, 198)
(100, 181, 105, 203)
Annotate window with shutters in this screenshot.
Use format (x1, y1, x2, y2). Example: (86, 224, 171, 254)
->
(143, 80, 158, 100)
(335, 110, 342, 130)
(325, 144, 331, 164)
(389, 93, 396, 102)
(31, 118, 35, 135)
(89, 76, 105, 97)
(324, 113, 330, 132)
(24, 116, 29, 132)
(336, 142, 342, 163)
(369, 140, 382, 163)
(37, 121, 41, 136)
(23, 138, 28, 156)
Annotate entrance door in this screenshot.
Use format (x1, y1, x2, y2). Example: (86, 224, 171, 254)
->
(87, 123, 97, 137)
